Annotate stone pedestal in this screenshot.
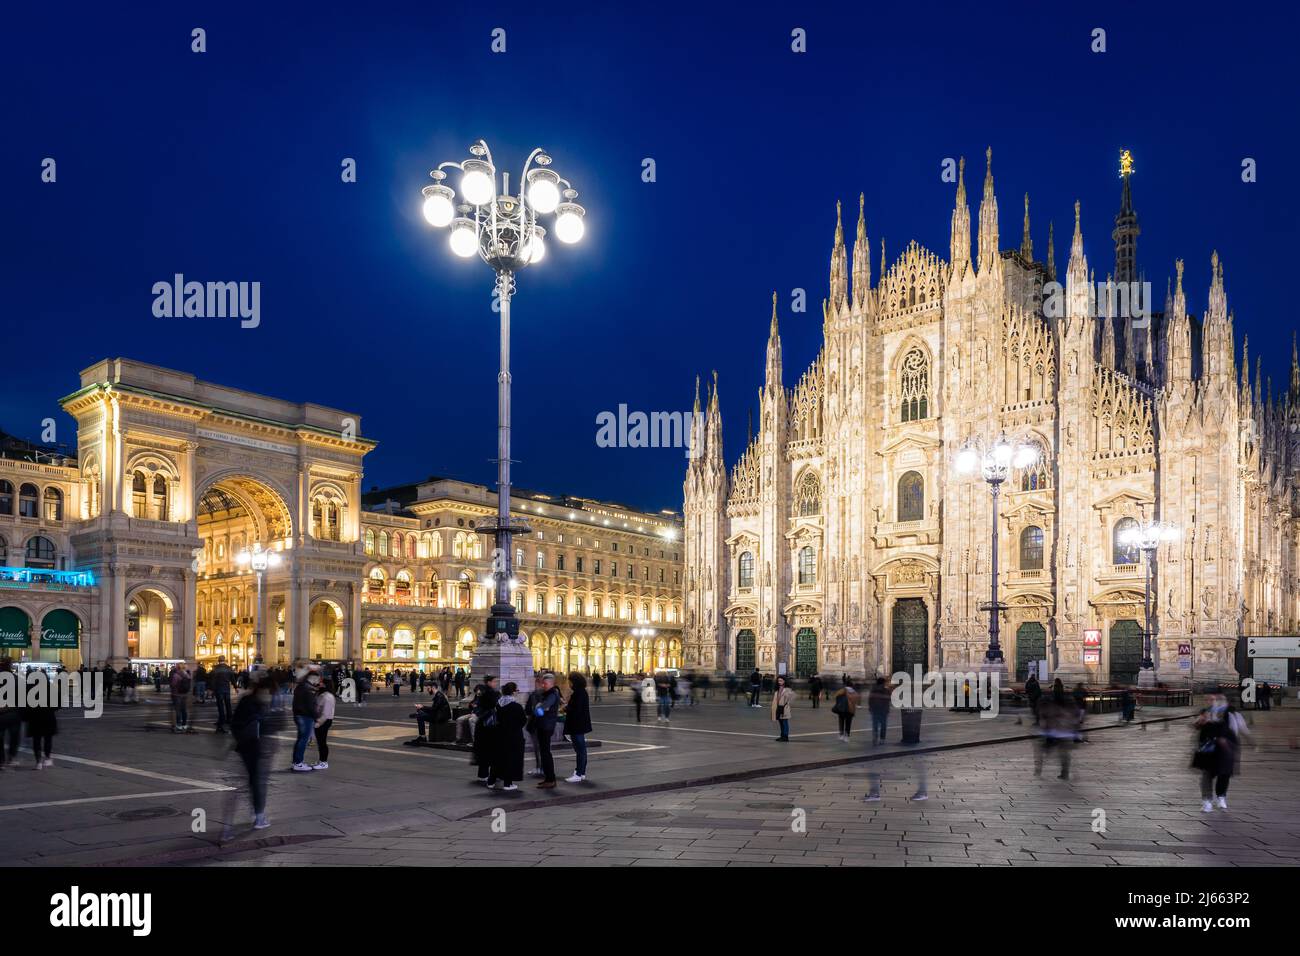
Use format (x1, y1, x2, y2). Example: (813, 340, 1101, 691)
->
(1137, 666, 1158, 689)
(469, 638, 534, 694)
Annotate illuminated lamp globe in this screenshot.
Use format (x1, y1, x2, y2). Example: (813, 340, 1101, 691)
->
(955, 447, 979, 474)
(449, 219, 478, 258)
(522, 226, 547, 264)
(1012, 444, 1038, 470)
(459, 160, 494, 206)
(421, 185, 455, 227)
(554, 202, 586, 244)
(527, 170, 561, 214)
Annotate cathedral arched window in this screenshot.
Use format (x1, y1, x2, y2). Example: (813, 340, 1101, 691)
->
(1113, 518, 1140, 565)
(899, 348, 930, 422)
(1019, 526, 1044, 571)
(364, 529, 375, 556)
(798, 546, 817, 586)
(130, 474, 146, 518)
(1018, 440, 1050, 491)
(795, 470, 821, 516)
(738, 551, 754, 589)
(152, 475, 168, 521)
(897, 471, 924, 522)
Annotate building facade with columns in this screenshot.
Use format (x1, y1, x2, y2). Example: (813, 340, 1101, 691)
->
(0, 358, 683, 673)
(682, 152, 1298, 688)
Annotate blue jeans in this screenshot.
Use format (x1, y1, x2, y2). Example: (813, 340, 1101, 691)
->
(778, 718, 790, 740)
(571, 734, 588, 776)
(657, 696, 671, 719)
(173, 697, 189, 727)
(871, 712, 888, 741)
(194, 680, 207, 702)
(215, 690, 232, 730)
(292, 715, 314, 764)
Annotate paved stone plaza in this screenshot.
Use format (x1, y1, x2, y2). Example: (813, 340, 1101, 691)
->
(2, 688, 1297, 867)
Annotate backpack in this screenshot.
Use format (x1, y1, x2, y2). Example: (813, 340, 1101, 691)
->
(177, 676, 192, 695)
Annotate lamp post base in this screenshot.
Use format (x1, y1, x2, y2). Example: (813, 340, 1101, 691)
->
(1137, 666, 1158, 689)
(469, 637, 535, 696)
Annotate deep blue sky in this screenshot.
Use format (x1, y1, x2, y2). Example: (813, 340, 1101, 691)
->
(2, 2, 1296, 512)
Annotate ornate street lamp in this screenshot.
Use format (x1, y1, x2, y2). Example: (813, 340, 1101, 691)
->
(1118, 518, 1177, 687)
(235, 542, 281, 664)
(955, 433, 1039, 679)
(420, 139, 585, 682)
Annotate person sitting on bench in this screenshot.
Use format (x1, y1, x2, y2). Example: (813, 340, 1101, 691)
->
(408, 686, 452, 742)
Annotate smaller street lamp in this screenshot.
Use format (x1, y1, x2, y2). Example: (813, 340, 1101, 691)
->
(955, 433, 1039, 680)
(236, 542, 282, 664)
(1118, 518, 1178, 687)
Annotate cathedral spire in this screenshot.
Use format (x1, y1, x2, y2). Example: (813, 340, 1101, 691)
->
(949, 156, 971, 273)
(1045, 220, 1056, 282)
(1164, 259, 1192, 384)
(1240, 336, 1252, 410)
(977, 147, 999, 272)
(829, 200, 848, 307)
(851, 192, 870, 308)
(1113, 149, 1140, 285)
(1290, 332, 1300, 403)
(1020, 192, 1033, 261)
(765, 291, 783, 392)
(1065, 201, 1089, 321)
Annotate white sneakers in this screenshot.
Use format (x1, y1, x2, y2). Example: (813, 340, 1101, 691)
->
(253, 814, 271, 829)
(1202, 800, 1214, 813)
(528, 768, 544, 777)
(566, 773, 586, 783)
(500, 783, 518, 791)
(1217, 796, 1228, 810)
(311, 762, 328, 770)
(291, 762, 313, 772)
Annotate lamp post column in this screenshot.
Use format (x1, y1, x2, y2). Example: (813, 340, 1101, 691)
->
(1138, 543, 1157, 687)
(987, 477, 1003, 666)
(494, 270, 514, 614)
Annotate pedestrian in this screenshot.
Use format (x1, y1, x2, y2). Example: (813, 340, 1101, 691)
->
(631, 678, 643, 723)
(608, 670, 617, 692)
(290, 666, 320, 772)
(832, 679, 859, 741)
(1033, 679, 1075, 780)
(564, 672, 593, 783)
(1025, 671, 1042, 722)
(489, 681, 525, 791)
(357, 668, 370, 706)
(865, 676, 892, 744)
(226, 672, 274, 833)
(391, 670, 401, 696)
(169, 663, 194, 733)
(194, 663, 208, 705)
(530, 672, 561, 789)
(654, 671, 673, 722)
(748, 668, 762, 708)
(153, 667, 163, 693)
(590, 670, 602, 701)
(313, 674, 335, 770)
(471, 676, 501, 784)
(1193, 692, 1249, 812)
(1119, 688, 1136, 723)
(0, 658, 22, 771)
(809, 673, 823, 709)
(210, 655, 234, 733)
(23, 670, 58, 769)
(409, 670, 417, 694)
(1072, 682, 1089, 741)
(454, 667, 467, 699)
(771, 674, 794, 742)
(101, 663, 115, 702)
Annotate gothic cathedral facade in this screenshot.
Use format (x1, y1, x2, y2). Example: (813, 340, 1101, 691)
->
(682, 151, 1298, 688)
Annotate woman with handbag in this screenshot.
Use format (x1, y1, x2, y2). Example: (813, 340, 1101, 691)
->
(771, 674, 795, 742)
(832, 679, 859, 742)
(489, 682, 526, 791)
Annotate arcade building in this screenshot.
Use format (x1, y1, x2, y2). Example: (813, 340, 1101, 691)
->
(0, 358, 683, 675)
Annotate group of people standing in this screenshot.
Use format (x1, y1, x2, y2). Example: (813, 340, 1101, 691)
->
(467, 671, 594, 789)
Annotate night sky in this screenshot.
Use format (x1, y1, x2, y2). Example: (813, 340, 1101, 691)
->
(2, 2, 1296, 513)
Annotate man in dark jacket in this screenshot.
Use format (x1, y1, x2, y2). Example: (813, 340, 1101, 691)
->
(290, 667, 321, 771)
(531, 673, 562, 788)
(454, 668, 467, 699)
(227, 673, 275, 832)
(1024, 672, 1042, 722)
(408, 686, 452, 742)
(748, 669, 762, 707)
(471, 677, 500, 784)
(210, 656, 235, 733)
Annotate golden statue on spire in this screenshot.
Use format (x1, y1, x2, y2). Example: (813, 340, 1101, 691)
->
(1119, 148, 1134, 178)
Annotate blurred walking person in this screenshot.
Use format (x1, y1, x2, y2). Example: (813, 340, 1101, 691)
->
(1193, 692, 1249, 811)
(224, 672, 275, 835)
(170, 663, 194, 733)
(210, 655, 234, 733)
(1033, 679, 1075, 780)
(867, 677, 891, 745)
(22, 669, 58, 768)
(832, 679, 859, 742)
(290, 666, 320, 772)
(808, 673, 824, 709)
(748, 668, 762, 707)
(313, 674, 335, 770)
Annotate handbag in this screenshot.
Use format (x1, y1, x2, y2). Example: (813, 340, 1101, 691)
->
(831, 695, 847, 715)
(776, 704, 786, 719)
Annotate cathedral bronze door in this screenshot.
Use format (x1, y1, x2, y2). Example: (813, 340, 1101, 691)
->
(1109, 620, 1143, 686)
(891, 599, 928, 675)
(1015, 622, 1046, 680)
(736, 629, 755, 675)
(795, 628, 817, 677)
